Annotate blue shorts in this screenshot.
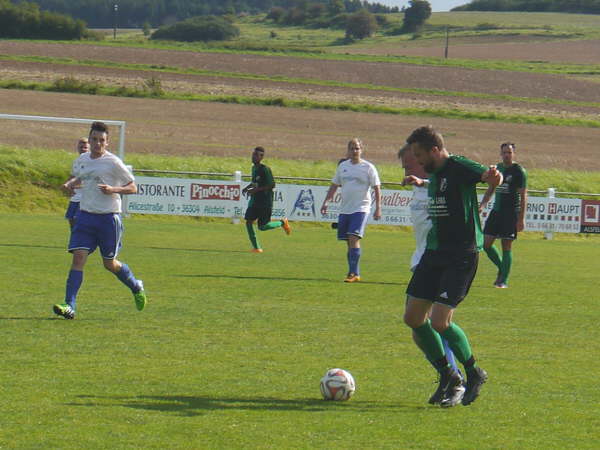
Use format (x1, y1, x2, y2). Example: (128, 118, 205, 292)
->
(65, 201, 80, 220)
(68, 210, 123, 259)
(337, 212, 368, 240)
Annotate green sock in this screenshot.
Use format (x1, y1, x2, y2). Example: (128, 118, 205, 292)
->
(246, 223, 260, 249)
(440, 322, 473, 365)
(484, 245, 502, 271)
(413, 319, 446, 365)
(501, 250, 512, 283)
(258, 221, 283, 231)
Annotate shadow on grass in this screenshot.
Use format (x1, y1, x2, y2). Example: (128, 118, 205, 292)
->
(0, 243, 63, 250)
(179, 273, 405, 286)
(70, 394, 423, 416)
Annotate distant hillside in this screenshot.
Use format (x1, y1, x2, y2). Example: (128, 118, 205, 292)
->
(453, 0, 600, 14)
(12, 0, 398, 28)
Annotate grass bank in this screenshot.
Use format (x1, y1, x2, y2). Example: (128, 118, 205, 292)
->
(2, 145, 599, 214)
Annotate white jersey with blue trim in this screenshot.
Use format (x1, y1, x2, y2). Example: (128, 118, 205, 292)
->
(73, 151, 134, 214)
(333, 159, 381, 214)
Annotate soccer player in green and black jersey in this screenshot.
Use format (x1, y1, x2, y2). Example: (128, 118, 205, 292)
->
(403, 126, 503, 408)
(479, 142, 528, 288)
(242, 147, 291, 253)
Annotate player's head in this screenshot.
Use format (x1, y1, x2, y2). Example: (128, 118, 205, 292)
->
(77, 137, 89, 154)
(406, 125, 446, 173)
(347, 138, 363, 161)
(398, 143, 427, 178)
(89, 121, 109, 155)
(252, 146, 265, 164)
(500, 142, 515, 165)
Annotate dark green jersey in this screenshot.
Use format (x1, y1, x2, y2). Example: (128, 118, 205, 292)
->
(492, 163, 527, 214)
(249, 163, 275, 208)
(427, 155, 487, 252)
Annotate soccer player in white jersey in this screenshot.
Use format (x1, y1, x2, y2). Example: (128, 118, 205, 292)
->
(64, 137, 90, 229)
(320, 138, 382, 283)
(53, 121, 147, 319)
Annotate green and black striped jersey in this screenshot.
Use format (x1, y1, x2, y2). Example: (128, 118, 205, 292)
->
(492, 163, 527, 214)
(427, 155, 487, 252)
(249, 163, 275, 208)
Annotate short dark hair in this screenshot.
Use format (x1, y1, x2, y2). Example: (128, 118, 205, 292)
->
(501, 142, 515, 151)
(397, 143, 410, 159)
(254, 146, 265, 153)
(90, 121, 109, 135)
(406, 125, 444, 151)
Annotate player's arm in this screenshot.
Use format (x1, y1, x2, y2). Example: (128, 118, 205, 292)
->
(62, 176, 81, 195)
(402, 175, 427, 187)
(98, 181, 137, 195)
(320, 184, 339, 215)
(478, 185, 496, 214)
(517, 187, 528, 231)
(372, 185, 382, 220)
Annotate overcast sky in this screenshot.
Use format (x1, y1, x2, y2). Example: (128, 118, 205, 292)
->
(378, 1, 470, 11)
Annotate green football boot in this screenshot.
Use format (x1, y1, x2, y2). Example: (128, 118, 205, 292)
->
(53, 303, 75, 320)
(133, 280, 147, 311)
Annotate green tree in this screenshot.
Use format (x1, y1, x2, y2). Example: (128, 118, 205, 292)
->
(328, 0, 345, 14)
(402, 0, 431, 33)
(151, 15, 240, 41)
(345, 8, 377, 40)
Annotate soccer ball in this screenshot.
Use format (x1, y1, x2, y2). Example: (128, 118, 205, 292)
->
(320, 368, 355, 401)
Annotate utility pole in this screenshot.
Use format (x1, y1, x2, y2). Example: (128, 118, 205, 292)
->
(444, 26, 449, 59)
(113, 4, 118, 39)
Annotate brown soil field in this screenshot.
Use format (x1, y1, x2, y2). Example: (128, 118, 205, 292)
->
(338, 37, 600, 64)
(2, 41, 600, 103)
(2, 89, 599, 171)
(2, 60, 600, 121)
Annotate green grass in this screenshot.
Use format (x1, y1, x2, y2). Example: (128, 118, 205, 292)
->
(1, 212, 599, 448)
(2, 145, 600, 215)
(5, 53, 600, 109)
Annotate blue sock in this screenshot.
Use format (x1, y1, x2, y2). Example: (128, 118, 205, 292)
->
(348, 248, 361, 275)
(65, 270, 83, 310)
(115, 263, 141, 293)
(442, 338, 462, 377)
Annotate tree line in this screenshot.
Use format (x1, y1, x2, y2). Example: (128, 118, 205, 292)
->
(1, 0, 96, 39)
(9, 0, 399, 28)
(453, 0, 600, 14)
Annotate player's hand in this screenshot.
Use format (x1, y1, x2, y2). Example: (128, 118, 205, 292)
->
(485, 165, 503, 187)
(478, 202, 487, 214)
(402, 175, 424, 187)
(98, 184, 115, 195)
(517, 220, 525, 232)
(62, 183, 75, 195)
(320, 204, 328, 215)
(373, 209, 382, 221)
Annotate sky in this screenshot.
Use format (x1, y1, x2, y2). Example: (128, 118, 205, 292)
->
(378, 1, 470, 12)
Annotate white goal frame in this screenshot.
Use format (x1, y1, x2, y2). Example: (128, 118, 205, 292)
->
(0, 113, 127, 160)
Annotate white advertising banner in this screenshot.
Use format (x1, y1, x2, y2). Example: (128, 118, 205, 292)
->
(128, 176, 585, 233)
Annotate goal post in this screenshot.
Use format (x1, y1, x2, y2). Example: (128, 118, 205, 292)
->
(0, 113, 127, 160)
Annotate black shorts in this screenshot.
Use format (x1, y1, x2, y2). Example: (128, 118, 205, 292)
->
(406, 250, 479, 308)
(484, 210, 518, 240)
(245, 204, 272, 227)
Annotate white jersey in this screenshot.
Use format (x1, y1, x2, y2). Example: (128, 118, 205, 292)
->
(70, 157, 84, 202)
(410, 185, 432, 271)
(73, 151, 134, 214)
(333, 159, 381, 214)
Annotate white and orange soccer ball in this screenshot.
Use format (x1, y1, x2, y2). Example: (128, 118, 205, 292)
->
(320, 368, 356, 401)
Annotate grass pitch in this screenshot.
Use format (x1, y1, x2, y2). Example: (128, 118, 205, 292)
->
(1, 213, 599, 448)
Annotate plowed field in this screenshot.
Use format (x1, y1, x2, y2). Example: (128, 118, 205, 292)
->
(1, 41, 599, 170)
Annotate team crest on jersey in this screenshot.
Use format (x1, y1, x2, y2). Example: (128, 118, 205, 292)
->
(439, 178, 448, 192)
(505, 175, 513, 183)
